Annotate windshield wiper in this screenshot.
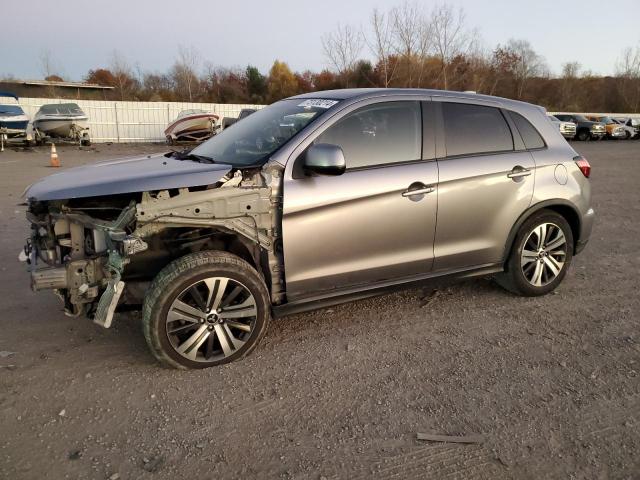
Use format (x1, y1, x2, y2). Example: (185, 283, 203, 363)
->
(167, 150, 216, 164)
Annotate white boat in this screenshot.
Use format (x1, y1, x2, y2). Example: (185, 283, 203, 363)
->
(0, 92, 29, 138)
(164, 110, 220, 144)
(33, 103, 89, 139)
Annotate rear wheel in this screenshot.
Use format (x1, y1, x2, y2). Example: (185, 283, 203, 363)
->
(143, 251, 271, 369)
(496, 210, 573, 296)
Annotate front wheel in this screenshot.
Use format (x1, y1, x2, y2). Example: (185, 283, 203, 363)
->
(576, 129, 590, 141)
(143, 251, 271, 369)
(496, 210, 573, 296)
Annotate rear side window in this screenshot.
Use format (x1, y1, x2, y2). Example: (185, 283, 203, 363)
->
(511, 111, 545, 149)
(442, 103, 513, 157)
(315, 101, 421, 169)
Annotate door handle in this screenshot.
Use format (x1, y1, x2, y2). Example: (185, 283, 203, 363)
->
(402, 186, 435, 197)
(507, 167, 531, 179)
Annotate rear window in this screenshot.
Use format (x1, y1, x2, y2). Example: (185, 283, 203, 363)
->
(511, 111, 545, 149)
(442, 103, 513, 157)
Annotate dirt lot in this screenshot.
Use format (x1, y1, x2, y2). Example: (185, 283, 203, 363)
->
(0, 141, 639, 480)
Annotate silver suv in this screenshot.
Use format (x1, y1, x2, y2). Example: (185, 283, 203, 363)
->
(22, 89, 595, 369)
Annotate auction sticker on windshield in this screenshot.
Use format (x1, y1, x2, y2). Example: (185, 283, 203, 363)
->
(297, 99, 339, 109)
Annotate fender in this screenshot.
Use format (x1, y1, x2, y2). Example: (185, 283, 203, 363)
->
(502, 199, 582, 265)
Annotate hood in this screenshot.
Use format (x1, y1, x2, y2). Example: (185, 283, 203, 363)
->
(25, 153, 233, 201)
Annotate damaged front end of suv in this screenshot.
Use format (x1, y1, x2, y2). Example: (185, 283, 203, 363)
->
(23, 151, 287, 330)
(20, 98, 338, 368)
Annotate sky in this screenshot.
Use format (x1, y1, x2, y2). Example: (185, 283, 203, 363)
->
(1, 0, 638, 81)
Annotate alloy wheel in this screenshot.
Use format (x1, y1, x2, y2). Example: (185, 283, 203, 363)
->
(520, 222, 567, 287)
(166, 277, 257, 362)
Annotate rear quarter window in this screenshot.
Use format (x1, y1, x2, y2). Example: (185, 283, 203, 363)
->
(510, 111, 546, 149)
(442, 103, 513, 157)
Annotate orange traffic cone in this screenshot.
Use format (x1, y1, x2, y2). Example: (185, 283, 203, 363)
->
(50, 143, 60, 167)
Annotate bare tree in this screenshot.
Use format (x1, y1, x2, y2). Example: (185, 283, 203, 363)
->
(562, 61, 581, 78)
(321, 24, 363, 85)
(464, 33, 490, 93)
(390, 1, 423, 87)
(506, 39, 546, 99)
(560, 61, 581, 110)
(430, 4, 468, 90)
(366, 8, 397, 87)
(109, 50, 138, 101)
(616, 45, 640, 112)
(39, 49, 63, 80)
(172, 45, 201, 102)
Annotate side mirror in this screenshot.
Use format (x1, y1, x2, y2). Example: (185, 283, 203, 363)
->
(303, 144, 346, 176)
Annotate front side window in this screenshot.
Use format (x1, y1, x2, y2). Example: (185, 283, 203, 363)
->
(443, 103, 513, 157)
(192, 99, 337, 167)
(314, 101, 422, 169)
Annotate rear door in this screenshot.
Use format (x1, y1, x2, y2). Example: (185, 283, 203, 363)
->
(282, 99, 439, 300)
(433, 99, 536, 271)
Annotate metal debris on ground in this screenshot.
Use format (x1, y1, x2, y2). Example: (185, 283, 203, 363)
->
(416, 432, 484, 444)
(420, 289, 441, 308)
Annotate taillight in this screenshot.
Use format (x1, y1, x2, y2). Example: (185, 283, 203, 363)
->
(574, 155, 591, 178)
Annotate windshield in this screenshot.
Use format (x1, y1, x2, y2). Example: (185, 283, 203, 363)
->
(597, 116, 614, 124)
(574, 115, 589, 122)
(176, 109, 209, 119)
(191, 99, 339, 166)
(39, 103, 84, 115)
(0, 104, 24, 115)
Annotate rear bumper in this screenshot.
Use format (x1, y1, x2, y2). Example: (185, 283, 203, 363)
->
(575, 207, 595, 254)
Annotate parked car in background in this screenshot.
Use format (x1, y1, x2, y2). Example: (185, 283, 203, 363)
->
(554, 114, 606, 141)
(611, 118, 639, 139)
(547, 115, 576, 139)
(586, 115, 626, 139)
(222, 108, 257, 130)
(21, 89, 594, 369)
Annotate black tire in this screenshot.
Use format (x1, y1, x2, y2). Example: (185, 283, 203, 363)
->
(143, 251, 271, 369)
(496, 210, 573, 296)
(165, 135, 174, 146)
(576, 129, 590, 141)
(624, 131, 631, 140)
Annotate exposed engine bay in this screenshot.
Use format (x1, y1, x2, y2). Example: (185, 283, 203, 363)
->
(23, 162, 285, 328)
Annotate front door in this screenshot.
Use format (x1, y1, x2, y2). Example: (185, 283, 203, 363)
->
(282, 100, 438, 301)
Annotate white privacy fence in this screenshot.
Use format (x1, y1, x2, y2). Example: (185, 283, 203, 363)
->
(18, 98, 265, 143)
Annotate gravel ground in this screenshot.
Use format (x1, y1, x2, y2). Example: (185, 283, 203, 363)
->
(0, 141, 639, 480)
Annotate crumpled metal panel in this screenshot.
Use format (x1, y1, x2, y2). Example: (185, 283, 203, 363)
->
(25, 154, 232, 201)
